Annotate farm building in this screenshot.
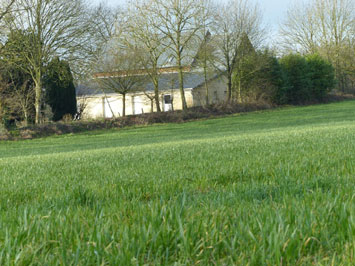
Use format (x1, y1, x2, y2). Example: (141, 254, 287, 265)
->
(76, 68, 227, 119)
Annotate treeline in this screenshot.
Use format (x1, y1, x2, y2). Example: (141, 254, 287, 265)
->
(0, 0, 101, 126)
(0, 0, 353, 128)
(0, 53, 77, 126)
(244, 52, 336, 105)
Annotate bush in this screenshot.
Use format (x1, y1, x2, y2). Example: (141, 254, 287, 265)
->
(4, 102, 273, 140)
(0, 113, 11, 139)
(279, 54, 312, 104)
(278, 54, 336, 104)
(268, 57, 290, 105)
(306, 54, 336, 100)
(0, 123, 6, 136)
(62, 114, 73, 123)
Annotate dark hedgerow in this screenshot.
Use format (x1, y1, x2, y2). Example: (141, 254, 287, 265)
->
(279, 54, 313, 104)
(306, 54, 336, 100)
(44, 57, 77, 121)
(278, 53, 336, 104)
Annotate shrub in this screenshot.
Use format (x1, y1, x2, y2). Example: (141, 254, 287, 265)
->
(0, 123, 6, 136)
(62, 114, 73, 123)
(268, 57, 290, 105)
(279, 54, 312, 104)
(306, 54, 336, 100)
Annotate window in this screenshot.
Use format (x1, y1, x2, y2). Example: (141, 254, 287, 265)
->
(164, 95, 172, 104)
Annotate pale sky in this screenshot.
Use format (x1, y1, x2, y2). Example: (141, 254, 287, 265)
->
(91, 0, 303, 32)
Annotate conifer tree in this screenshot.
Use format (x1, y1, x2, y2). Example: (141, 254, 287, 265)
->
(44, 57, 77, 121)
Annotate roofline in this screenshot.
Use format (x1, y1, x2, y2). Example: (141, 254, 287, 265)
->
(93, 66, 192, 79)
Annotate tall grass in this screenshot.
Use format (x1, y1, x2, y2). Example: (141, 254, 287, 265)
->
(0, 101, 354, 265)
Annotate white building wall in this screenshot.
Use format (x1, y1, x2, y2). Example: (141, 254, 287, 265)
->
(77, 75, 227, 120)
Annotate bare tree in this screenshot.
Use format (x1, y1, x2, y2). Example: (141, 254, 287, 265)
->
(83, 2, 124, 75)
(0, 71, 34, 126)
(3, 0, 89, 124)
(233, 33, 257, 103)
(215, 0, 266, 102)
(280, 0, 355, 91)
(126, 0, 170, 113)
(94, 49, 146, 117)
(146, 0, 210, 110)
(9, 80, 35, 125)
(143, 91, 156, 113)
(75, 96, 88, 120)
(193, 30, 219, 106)
(0, 0, 15, 51)
(191, 0, 218, 106)
(279, 2, 319, 54)
(1, 42, 35, 125)
(0, 0, 15, 23)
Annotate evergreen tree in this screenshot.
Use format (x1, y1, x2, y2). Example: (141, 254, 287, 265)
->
(1, 31, 36, 124)
(232, 33, 257, 103)
(44, 57, 77, 121)
(280, 54, 312, 104)
(268, 56, 290, 105)
(306, 54, 336, 100)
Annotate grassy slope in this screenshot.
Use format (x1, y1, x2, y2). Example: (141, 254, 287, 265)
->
(0, 101, 354, 265)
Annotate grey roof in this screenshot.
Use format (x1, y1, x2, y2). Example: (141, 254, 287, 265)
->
(76, 82, 102, 96)
(145, 72, 206, 91)
(76, 71, 209, 96)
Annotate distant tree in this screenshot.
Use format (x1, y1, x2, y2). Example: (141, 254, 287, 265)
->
(279, 54, 336, 104)
(146, 0, 210, 110)
(0, 0, 15, 29)
(94, 49, 145, 117)
(0, 73, 34, 127)
(0, 74, 10, 129)
(0, 30, 36, 125)
(3, 0, 89, 124)
(215, 0, 266, 102)
(232, 33, 256, 103)
(280, 0, 355, 92)
(44, 57, 77, 121)
(231, 46, 287, 104)
(126, 0, 169, 113)
(268, 57, 290, 105)
(280, 54, 312, 104)
(193, 30, 218, 106)
(191, 0, 217, 106)
(84, 2, 123, 74)
(306, 54, 336, 100)
(1, 67, 35, 125)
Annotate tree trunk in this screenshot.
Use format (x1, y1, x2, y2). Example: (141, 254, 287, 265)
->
(176, 49, 187, 110)
(0, 100, 3, 124)
(178, 65, 187, 110)
(237, 79, 242, 103)
(122, 93, 126, 117)
(204, 67, 209, 106)
(105, 96, 115, 119)
(34, 72, 42, 124)
(23, 108, 28, 126)
(153, 78, 161, 112)
(227, 72, 232, 103)
(151, 99, 154, 113)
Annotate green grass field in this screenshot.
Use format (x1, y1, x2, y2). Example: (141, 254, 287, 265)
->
(0, 101, 354, 265)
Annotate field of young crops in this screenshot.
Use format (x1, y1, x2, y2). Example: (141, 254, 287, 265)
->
(0, 101, 354, 265)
